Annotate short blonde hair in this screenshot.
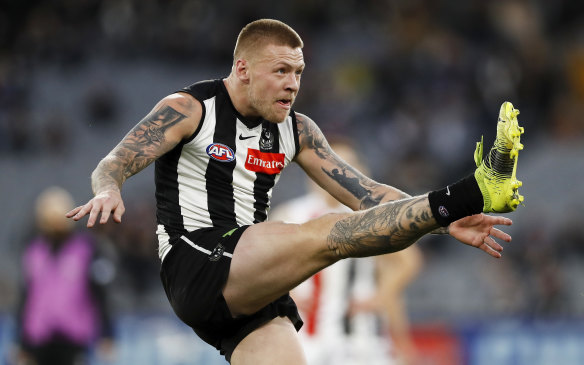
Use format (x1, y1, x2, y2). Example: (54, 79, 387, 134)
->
(233, 19, 303, 62)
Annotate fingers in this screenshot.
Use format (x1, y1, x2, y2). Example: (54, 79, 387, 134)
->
(65, 206, 83, 218)
(490, 227, 512, 243)
(67, 202, 100, 228)
(481, 215, 512, 258)
(478, 237, 503, 258)
(66, 196, 124, 227)
(70, 203, 93, 222)
(91, 200, 123, 227)
(94, 202, 109, 226)
(484, 236, 504, 252)
(478, 231, 509, 258)
(487, 216, 513, 226)
(112, 202, 125, 223)
(451, 214, 513, 259)
(479, 242, 502, 259)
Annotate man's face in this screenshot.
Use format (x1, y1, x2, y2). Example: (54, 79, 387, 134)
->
(245, 44, 304, 123)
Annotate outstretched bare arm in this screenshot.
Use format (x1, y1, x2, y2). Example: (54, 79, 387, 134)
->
(294, 113, 409, 210)
(91, 105, 188, 193)
(294, 112, 512, 258)
(67, 93, 201, 227)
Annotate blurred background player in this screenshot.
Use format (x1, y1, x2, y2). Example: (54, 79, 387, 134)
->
(15, 186, 116, 365)
(271, 138, 423, 365)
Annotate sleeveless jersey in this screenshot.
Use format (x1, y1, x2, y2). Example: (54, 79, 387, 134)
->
(156, 79, 300, 260)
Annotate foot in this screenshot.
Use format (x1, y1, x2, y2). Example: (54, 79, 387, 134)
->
(474, 101, 524, 212)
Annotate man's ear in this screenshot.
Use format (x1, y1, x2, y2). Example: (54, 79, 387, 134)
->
(234, 59, 250, 84)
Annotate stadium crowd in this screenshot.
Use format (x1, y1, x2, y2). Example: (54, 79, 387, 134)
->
(1, 0, 583, 348)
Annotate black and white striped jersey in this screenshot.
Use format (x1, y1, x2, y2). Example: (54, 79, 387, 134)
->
(156, 79, 300, 260)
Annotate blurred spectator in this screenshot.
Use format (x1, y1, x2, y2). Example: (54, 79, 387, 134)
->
(15, 186, 116, 365)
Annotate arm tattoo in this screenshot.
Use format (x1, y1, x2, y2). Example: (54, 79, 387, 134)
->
(327, 196, 436, 258)
(117, 105, 186, 177)
(296, 114, 330, 160)
(321, 166, 382, 209)
(92, 105, 187, 193)
(297, 114, 389, 209)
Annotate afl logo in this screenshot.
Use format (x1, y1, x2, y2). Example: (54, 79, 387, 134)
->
(206, 143, 235, 162)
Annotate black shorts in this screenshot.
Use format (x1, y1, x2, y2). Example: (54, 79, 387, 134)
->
(160, 226, 303, 362)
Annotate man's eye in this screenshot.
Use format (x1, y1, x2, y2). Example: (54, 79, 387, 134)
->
(277, 69, 286, 74)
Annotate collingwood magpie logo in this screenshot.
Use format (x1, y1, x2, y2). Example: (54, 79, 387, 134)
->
(260, 129, 274, 150)
(209, 243, 226, 261)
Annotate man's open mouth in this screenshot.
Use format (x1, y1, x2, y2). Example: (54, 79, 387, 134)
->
(277, 99, 292, 108)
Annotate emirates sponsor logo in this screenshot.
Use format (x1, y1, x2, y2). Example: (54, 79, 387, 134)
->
(245, 148, 285, 175)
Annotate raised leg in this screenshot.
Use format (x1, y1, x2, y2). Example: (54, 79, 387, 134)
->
(224, 195, 435, 316)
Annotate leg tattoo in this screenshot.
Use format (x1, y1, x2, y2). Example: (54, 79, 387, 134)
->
(327, 196, 437, 257)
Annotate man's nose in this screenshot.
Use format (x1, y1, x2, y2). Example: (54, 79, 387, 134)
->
(285, 73, 299, 92)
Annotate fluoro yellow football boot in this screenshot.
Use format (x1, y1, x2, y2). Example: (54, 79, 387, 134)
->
(474, 101, 525, 213)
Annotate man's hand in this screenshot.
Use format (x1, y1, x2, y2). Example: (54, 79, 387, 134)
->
(66, 189, 125, 228)
(449, 214, 512, 258)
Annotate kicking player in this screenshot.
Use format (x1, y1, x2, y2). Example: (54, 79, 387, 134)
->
(67, 19, 524, 365)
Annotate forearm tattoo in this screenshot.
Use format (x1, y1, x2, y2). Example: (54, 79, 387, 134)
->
(321, 167, 382, 209)
(296, 114, 400, 209)
(92, 105, 186, 193)
(327, 196, 436, 258)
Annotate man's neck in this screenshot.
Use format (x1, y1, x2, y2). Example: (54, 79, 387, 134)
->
(223, 76, 260, 122)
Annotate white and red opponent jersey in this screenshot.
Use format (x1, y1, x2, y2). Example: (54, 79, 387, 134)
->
(270, 192, 394, 365)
